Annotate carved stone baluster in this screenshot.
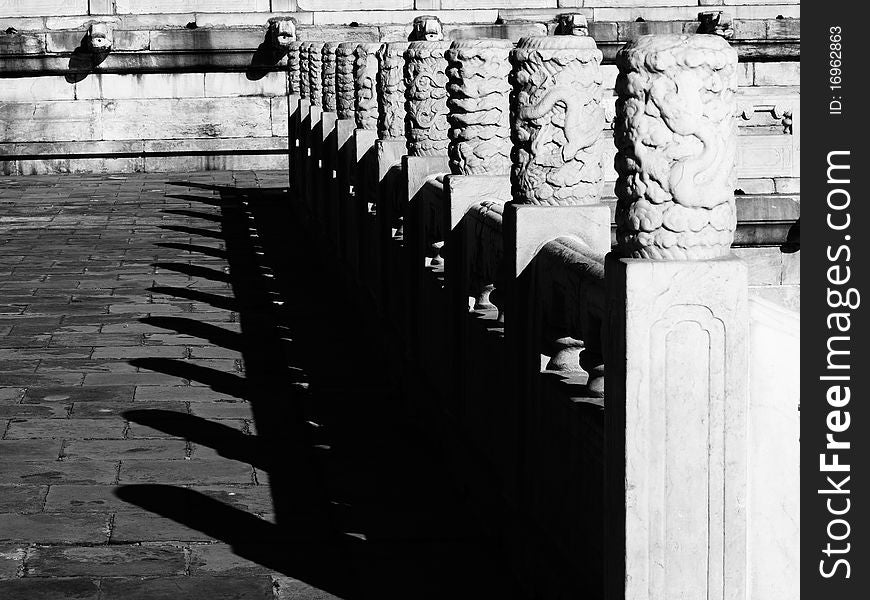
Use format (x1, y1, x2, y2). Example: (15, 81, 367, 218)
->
(308, 41, 325, 108)
(321, 42, 339, 112)
(605, 34, 748, 600)
(614, 34, 739, 260)
(404, 41, 451, 157)
(446, 39, 512, 176)
(355, 42, 382, 131)
(510, 35, 606, 206)
(376, 42, 410, 141)
(336, 42, 357, 120)
(288, 41, 302, 96)
(299, 42, 310, 99)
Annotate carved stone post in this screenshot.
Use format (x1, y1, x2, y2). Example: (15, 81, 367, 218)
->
(510, 35, 606, 206)
(613, 34, 738, 260)
(308, 41, 325, 108)
(605, 34, 748, 600)
(336, 42, 357, 120)
(288, 41, 302, 96)
(376, 41, 410, 141)
(446, 39, 512, 176)
(404, 41, 451, 157)
(299, 42, 310, 99)
(355, 42, 382, 131)
(321, 42, 339, 112)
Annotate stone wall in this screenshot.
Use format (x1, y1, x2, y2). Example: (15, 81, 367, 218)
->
(0, 1, 799, 175)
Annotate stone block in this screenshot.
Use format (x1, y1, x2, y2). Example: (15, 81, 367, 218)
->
(500, 7, 588, 22)
(754, 61, 800, 86)
(271, 0, 297, 10)
(443, 0, 551, 8)
(195, 12, 299, 28)
(205, 72, 286, 97)
(0, 33, 46, 54)
(299, 24, 381, 41)
(46, 31, 90, 52)
(781, 250, 799, 285)
(113, 30, 151, 51)
(45, 16, 98, 30)
(115, 0, 270, 13)
(0, 101, 102, 143)
(143, 153, 286, 172)
(594, 6, 702, 21)
(737, 62, 754, 86)
(587, 0, 696, 5)
(446, 22, 546, 40)
(588, 21, 617, 41)
(300, 0, 413, 9)
(148, 29, 265, 51)
(749, 284, 799, 311)
(88, 0, 114, 14)
(271, 97, 289, 136)
(310, 9, 497, 25)
(0, 17, 44, 32)
(99, 576, 276, 600)
(415, 0, 441, 9)
(732, 18, 766, 40)
(617, 20, 689, 41)
(26, 545, 187, 577)
(100, 97, 273, 140)
(75, 73, 205, 100)
(605, 256, 749, 600)
(732, 4, 800, 19)
(735, 177, 775, 194)
(557, 0, 583, 7)
(746, 296, 799, 600)
(0, 76, 75, 102)
(0, 513, 110, 543)
(733, 247, 783, 285)
(773, 176, 800, 193)
(0, 484, 50, 513)
(0, 544, 23, 579)
(116, 14, 196, 29)
(0, 0, 88, 17)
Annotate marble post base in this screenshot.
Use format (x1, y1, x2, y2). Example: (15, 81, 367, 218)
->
(604, 255, 749, 600)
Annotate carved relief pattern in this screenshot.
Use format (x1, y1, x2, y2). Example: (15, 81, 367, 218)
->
(376, 42, 410, 141)
(355, 43, 382, 130)
(299, 42, 310, 99)
(614, 34, 739, 260)
(321, 42, 339, 112)
(446, 39, 512, 176)
(288, 41, 302, 95)
(336, 42, 357, 120)
(308, 41, 325, 107)
(510, 36, 606, 206)
(405, 41, 451, 157)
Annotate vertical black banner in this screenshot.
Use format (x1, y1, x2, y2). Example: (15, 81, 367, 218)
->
(803, 3, 868, 598)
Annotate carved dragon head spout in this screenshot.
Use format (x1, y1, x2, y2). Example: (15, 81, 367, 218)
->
(87, 22, 113, 53)
(697, 11, 734, 39)
(268, 17, 297, 49)
(410, 15, 444, 41)
(555, 13, 589, 37)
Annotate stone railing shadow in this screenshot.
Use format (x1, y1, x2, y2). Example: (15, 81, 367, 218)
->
(113, 179, 521, 599)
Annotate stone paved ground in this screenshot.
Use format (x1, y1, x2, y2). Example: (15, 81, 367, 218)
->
(0, 171, 520, 600)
